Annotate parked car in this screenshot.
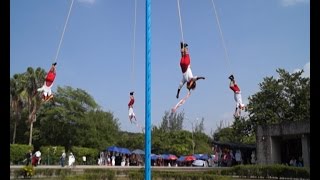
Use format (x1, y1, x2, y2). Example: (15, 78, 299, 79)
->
(192, 160, 208, 167)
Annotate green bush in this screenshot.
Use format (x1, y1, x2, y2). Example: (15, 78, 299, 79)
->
(54, 168, 73, 177)
(70, 146, 99, 165)
(12, 167, 75, 179)
(228, 164, 310, 179)
(127, 169, 145, 180)
(74, 169, 116, 180)
(127, 170, 230, 180)
(10, 144, 33, 165)
(40, 145, 65, 165)
(10, 164, 310, 179)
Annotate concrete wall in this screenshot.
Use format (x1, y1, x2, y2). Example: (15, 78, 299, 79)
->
(256, 121, 310, 167)
(270, 136, 281, 164)
(256, 134, 271, 164)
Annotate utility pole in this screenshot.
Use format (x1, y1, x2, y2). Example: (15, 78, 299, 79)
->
(191, 122, 195, 155)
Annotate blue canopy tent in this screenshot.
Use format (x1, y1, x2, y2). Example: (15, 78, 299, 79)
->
(119, 147, 131, 154)
(151, 154, 159, 160)
(161, 154, 177, 160)
(106, 146, 132, 154)
(177, 156, 185, 162)
(106, 146, 120, 153)
(193, 154, 209, 160)
(132, 149, 145, 155)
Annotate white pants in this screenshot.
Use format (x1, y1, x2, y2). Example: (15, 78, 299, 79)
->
(178, 66, 194, 89)
(121, 161, 126, 166)
(234, 92, 244, 108)
(37, 83, 53, 97)
(68, 157, 75, 166)
(129, 107, 135, 117)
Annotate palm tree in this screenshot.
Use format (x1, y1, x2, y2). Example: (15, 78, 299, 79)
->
(10, 74, 25, 144)
(24, 67, 46, 145)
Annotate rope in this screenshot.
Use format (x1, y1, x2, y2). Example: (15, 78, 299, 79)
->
(53, 0, 74, 63)
(210, 0, 233, 75)
(130, 0, 142, 133)
(131, 0, 137, 90)
(177, 0, 185, 43)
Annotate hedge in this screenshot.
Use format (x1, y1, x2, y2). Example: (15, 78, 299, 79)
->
(10, 165, 309, 179)
(220, 164, 310, 179)
(70, 146, 99, 165)
(10, 144, 33, 165)
(39, 145, 65, 165)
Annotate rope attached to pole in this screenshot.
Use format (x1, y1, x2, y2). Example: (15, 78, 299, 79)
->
(131, 0, 137, 90)
(211, 0, 233, 75)
(53, 0, 74, 63)
(177, 0, 185, 43)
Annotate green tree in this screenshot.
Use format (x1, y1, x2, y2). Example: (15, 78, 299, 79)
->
(213, 126, 234, 143)
(168, 130, 194, 155)
(159, 111, 184, 132)
(152, 111, 213, 155)
(247, 68, 310, 132)
(194, 117, 205, 133)
(24, 67, 46, 145)
(80, 110, 120, 150)
(152, 127, 194, 155)
(37, 86, 99, 150)
(193, 131, 212, 154)
(231, 116, 255, 144)
(10, 74, 26, 144)
(117, 132, 144, 150)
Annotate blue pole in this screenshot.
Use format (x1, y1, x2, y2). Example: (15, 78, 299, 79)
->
(145, 0, 151, 180)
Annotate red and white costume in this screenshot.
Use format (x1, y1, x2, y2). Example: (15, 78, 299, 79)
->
(37, 66, 56, 98)
(128, 95, 135, 118)
(230, 81, 244, 109)
(178, 52, 197, 89)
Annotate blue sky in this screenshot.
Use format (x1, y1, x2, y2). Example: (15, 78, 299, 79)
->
(10, 0, 310, 135)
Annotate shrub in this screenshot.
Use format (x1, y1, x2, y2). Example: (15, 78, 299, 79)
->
(40, 145, 65, 165)
(70, 146, 99, 165)
(229, 164, 310, 179)
(10, 144, 33, 165)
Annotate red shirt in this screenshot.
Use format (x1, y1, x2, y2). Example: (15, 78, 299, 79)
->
(45, 71, 56, 87)
(230, 83, 240, 93)
(180, 54, 190, 73)
(128, 97, 134, 107)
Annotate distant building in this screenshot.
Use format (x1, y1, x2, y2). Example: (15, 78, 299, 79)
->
(256, 121, 310, 167)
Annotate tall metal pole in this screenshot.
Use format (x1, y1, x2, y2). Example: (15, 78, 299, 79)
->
(191, 122, 195, 155)
(145, 0, 151, 179)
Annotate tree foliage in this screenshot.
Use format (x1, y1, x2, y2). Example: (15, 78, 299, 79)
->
(214, 68, 309, 144)
(10, 68, 214, 157)
(194, 117, 205, 134)
(152, 111, 212, 155)
(159, 111, 184, 132)
(10, 74, 26, 144)
(36, 86, 120, 151)
(247, 68, 310, 132)
(117, 132, 144, 151)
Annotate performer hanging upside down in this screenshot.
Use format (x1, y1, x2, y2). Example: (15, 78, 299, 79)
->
(128, 91, 137, 123)
(229, 74, 245, 117)
(37, 62, 57, 101)
(176, 42, 205, 99)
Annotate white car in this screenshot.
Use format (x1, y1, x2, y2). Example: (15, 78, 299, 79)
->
(192, 160, 208, 167)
